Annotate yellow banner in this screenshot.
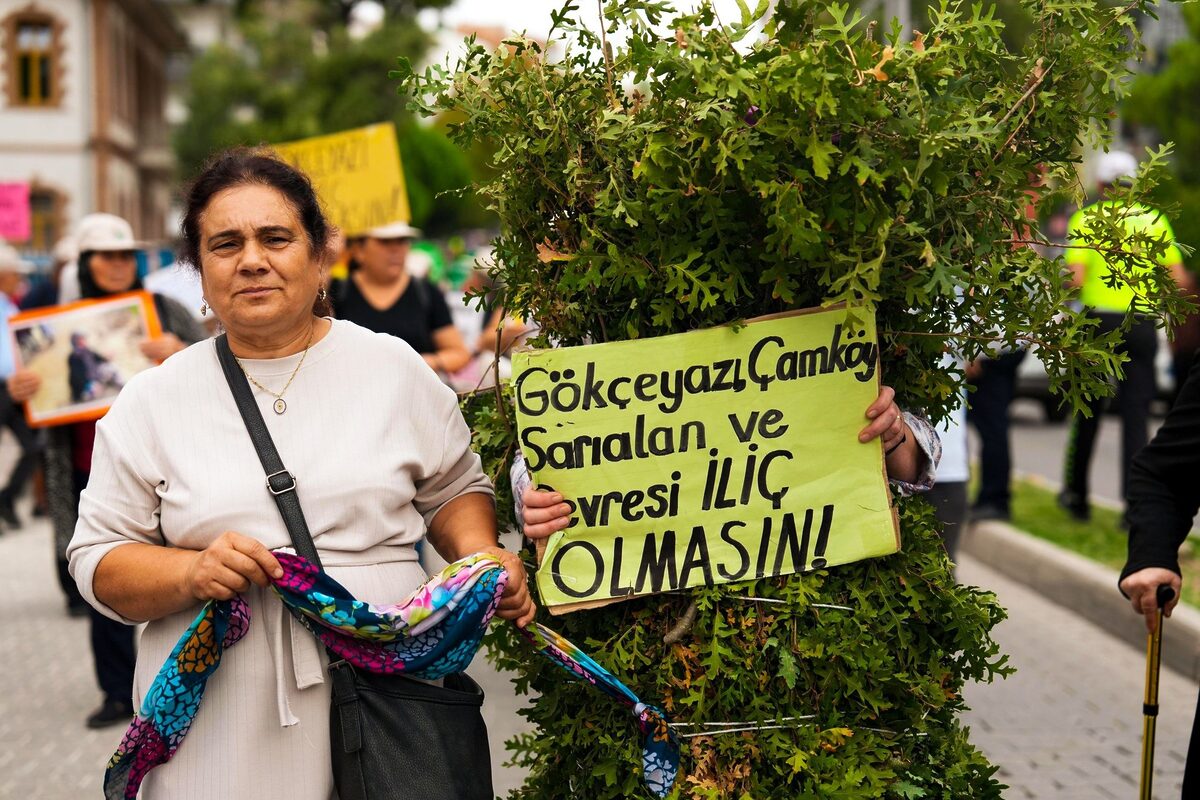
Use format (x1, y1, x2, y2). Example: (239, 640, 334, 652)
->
(512, 308, 900, 613)
(272, 123, 410, 236)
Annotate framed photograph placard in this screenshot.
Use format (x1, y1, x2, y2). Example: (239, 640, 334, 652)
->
(10, 291, 163, 427)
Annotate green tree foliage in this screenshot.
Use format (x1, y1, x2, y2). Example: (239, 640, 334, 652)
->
(855, 0, 1037, 54)
(401, 2, 1188, 797)
(1125, 5, 1200, 274)
(174, 8, 486, 234)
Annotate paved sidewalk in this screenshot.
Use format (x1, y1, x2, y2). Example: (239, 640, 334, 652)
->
(962, 553, 1195, 799)
(0, 517, 120, 796)
(0, 512, 532, 799)
(4, 503, 1197, 798)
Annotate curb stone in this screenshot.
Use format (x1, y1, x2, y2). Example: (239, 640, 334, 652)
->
(960, 520, 1200, 682)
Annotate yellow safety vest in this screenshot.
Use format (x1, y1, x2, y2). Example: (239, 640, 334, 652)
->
(1067, 201, 1182, 312)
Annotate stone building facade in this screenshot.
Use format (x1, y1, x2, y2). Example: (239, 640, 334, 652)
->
(0, 0, 185, 262)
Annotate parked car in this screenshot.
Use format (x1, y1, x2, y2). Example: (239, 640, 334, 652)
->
(1013, 328, 1175, 421)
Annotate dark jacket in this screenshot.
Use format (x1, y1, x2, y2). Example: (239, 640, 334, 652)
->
(1121, 352, 1200, 800)
(1121, 353, 1200, 582)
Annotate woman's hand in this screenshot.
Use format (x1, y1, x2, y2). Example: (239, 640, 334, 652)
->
(6, 368, 41, 403)
(140, 333, 186, 363)
(858, 385, 907, 448)
(182, 531, 283, 602)
(860, 385, 924, 483)
(479, 545, 536, 627)
(522, 486, 573, 540)
(1119, 567, 1182, 633)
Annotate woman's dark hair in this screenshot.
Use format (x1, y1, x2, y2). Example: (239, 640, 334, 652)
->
(181, 147, 333, 270)
(180, 147, 334, 314)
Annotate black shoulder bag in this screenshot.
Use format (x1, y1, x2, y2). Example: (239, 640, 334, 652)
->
(214, 334, 494, 800)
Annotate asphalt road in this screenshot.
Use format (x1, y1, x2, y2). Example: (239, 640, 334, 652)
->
(1000, 398, 1164, 508)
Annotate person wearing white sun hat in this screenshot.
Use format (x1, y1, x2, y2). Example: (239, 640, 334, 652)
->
(8, 212, 208, 730)
(330, 220, 471, 378)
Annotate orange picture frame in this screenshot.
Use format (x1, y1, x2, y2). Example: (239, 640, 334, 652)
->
(10, 291, 163, 427)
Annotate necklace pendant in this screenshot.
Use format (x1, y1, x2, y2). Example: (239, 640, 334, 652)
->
(273, 398, 287, 415)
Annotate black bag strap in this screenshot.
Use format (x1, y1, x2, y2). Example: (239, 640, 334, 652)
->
(214, 334, 322, 569)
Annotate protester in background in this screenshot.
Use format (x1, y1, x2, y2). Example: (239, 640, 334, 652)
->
(331, 221, 470, 377)
(9, 213, 205, 729)
(1118, 353, 1200, 792)
(67, 149, 530, 795)
(0, 243, 44, 532)
(1059, 150, 1189, 522)
(966, 347, 1026, 522)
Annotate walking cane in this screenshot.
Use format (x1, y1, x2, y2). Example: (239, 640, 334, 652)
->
(1139, 583, 1176, 800)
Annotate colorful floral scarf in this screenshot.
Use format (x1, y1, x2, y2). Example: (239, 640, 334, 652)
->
(103, 552, 678, 800)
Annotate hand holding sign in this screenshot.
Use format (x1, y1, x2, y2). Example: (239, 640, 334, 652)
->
(860, 385, 924, 482)
(522, 488, 574, 539)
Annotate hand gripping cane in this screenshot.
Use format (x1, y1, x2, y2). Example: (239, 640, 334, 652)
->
(1139, 583, 1176, 800)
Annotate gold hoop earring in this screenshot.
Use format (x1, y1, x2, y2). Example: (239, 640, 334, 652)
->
(318, 287, 328, 302)
(200, 301, 208, 317)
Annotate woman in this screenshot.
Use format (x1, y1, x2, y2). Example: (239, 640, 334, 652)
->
(9, 212, 206, 729)
(66, 150, 532, 798)
(332, 221, 471, 376)
(518, 389, 939, 536)
(1119, 353, 1200, 792)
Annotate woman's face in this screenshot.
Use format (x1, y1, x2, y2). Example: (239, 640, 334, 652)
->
(197, 184, 324, 336)
(353, 237, 411, 283)
(90, 251, 138, 294)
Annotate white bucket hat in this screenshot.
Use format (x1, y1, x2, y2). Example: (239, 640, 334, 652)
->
(361, 221, 421, 240)
(0, 241, 34, 274)
(75, 213, 145, 253)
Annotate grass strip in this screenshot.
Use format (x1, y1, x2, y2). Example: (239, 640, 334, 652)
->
(1002, 475, 1200, 608)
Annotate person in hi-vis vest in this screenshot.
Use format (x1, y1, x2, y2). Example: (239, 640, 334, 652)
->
(1059, 150, 1189, 522)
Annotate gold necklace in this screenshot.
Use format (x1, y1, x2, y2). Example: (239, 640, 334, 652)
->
(235, 322, 316, 415)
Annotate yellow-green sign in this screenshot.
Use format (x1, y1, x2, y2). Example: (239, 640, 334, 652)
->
(512, 308, 900, 613)
(272, 123, 410, 236)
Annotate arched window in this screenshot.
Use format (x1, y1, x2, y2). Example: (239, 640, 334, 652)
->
(4, 9, 63, 108)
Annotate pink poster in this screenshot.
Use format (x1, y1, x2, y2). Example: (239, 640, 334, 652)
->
(0, 183, 31, 242)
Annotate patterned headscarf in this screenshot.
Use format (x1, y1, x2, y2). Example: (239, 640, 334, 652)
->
(103, 552, 678, 800)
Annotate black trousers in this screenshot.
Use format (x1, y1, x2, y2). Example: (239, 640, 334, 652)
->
(0, 384, 42, 501)
(90, 606, 136, 702)
(968, 350, 1027, 513)
(1063, 313, 1158, 501)
(73, 469, 135, 703)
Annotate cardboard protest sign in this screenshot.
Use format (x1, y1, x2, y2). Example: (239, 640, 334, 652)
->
(272, 123, 410, 236)
(512, 307, 900, 613)
(0, 183, 31, 242)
